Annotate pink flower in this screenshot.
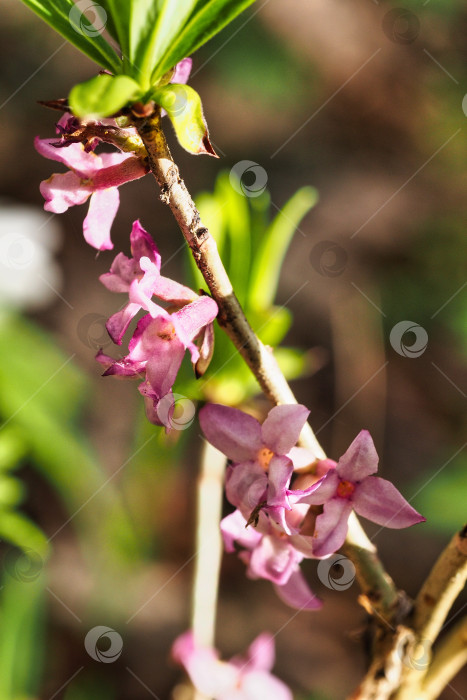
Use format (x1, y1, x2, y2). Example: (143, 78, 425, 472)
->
(199, 404, 314, 528)
(297, 430, 426, 557)
(100, 220, 197, 343)
(221, 509, 322, 611)
(34, 133, 148, 251)
(97, 295, 218, 429)
(172, 630, 293, 700)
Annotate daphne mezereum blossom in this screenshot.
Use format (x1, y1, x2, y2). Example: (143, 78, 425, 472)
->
(97, 295, 217, 430)
(221, 508, 322, 611)
(172, 630, 292, 700)
(199, 403, 315, 529)
(100, 219, 197, 344)
(34, 132, 148, 251)
(34, 59, 193, 251)
(296, 430, 426, 557)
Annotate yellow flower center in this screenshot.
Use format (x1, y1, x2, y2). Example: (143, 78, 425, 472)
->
(337, 479, 355, 498)
(257, 447, 274, 471)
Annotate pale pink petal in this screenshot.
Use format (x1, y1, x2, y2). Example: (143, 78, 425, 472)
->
(248, 536, 300, 585)
(245, 633, 275, 672)
(274, 569, 322, 611)
(106, 302, 141, 345)
(220, 510, 262, 553)
(99, 252, 140, 292)
(240, 670, 293, 700)
(40, 171, 91, 213)
(83, 188, 119, 250)
(337, 430, 379, 481)
(312, 498, 353, 557)
(130, 219, 161, 267)
(172, 57, 192, 84)
(295, 470, 339, 505)
(34, 137, 101, 175)
(225, 461, 267, 514)
(287, 446, 316, 471)
(353, 476, 425, 529)
(261, 404, 310, 455)
(199, 404, 262, 462)
(267, 456, 293, 508)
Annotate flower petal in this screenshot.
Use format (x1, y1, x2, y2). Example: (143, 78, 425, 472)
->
(241, 670, 293, 700)
(225, 461, 267, 514)
(40, 171, 91, 213)
(312, 498, 353, 557)
(353, 476, 425, 529)
(199, 404, 262, 462)
(273, 569, 322, 611)
(261, 404, 310, 455)
(245, 633, 275, 672)
(130, 219, 161, 267)
(295, 470, 339, 505)
(220, 510, 262, 553)
(172, 57, 192, 84)
(248, 536, 300, 585)
(105, 302, 141, 345)
(267, 456, 293, 508)
(100, 252, 139, 292)
(34, 137, 101, 175)
(83, 188, 119, 250)
(337, 430, 379, 481)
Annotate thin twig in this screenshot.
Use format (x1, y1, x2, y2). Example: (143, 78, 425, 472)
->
(422, 616, 467, 700)
(414, 525, 467, 644)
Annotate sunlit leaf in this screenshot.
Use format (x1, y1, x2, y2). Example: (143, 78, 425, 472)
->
(152, 84, 217, 155)
(250, 187, 318, 310)
(69, 73, 141, 118)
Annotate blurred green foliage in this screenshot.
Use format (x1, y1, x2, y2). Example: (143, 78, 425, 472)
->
(179, 171, 318, 405)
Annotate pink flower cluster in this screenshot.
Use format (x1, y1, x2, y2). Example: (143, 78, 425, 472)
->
(96, 221, 217, 429)
(200, 404, 425, 610)
(172, 630, 292, 700)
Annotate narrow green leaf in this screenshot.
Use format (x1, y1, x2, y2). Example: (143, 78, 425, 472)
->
(152, 84, 217, 155)
(19, 0, 122, 73)
(152, 0, 256, 81)
(217, 172, 251, 305)
(137, 0, 198, 87)
(0, 511, 49, 559)
(250, 187, 318, 310)
(69, 73, 141, 118)
(0, 572, 46, 699)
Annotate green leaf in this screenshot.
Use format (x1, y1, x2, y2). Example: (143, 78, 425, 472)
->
(250, 186, 318, 310)
(0, 572, 46, 699)
(0, 477, 24, 508)
(152, 0, 256, 82)
(69, 73, 141, 118)
(19, 0, 121, 73)
(0, 511, 49, 559)
(152, 83, 216, 155)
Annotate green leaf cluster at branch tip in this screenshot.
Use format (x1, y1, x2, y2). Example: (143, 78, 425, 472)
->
(20, 0, 255, 130)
